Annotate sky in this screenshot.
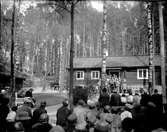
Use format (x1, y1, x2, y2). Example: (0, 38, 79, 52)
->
(90, 1, 103, 12)
(90, 1, 136, 12)
(2, 1, 136, 15)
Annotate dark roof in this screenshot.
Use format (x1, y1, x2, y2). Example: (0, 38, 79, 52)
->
(73, 56, 161, 69)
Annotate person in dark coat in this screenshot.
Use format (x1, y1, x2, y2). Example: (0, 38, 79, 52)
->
(16, 97, 33, 132)
(0, 96, 10, 132)
(140, 90, 151, 106)
(98, 88, 110, 108)
(32, 113, 52, 132)
(121, 117, 134, 132)
(131, 104, 148, 132)
(151, 89, 163, 114)
(32, 101, 47, 125)
(25, 89, 33, 98)
(109, 90, 121, 107)
(56, 99, 71, 132)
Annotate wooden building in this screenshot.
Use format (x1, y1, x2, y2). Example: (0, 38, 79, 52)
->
(0, 63, 27, 91)
(68, 56, 161, 93)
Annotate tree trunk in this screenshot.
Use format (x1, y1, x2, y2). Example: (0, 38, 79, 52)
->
(159, 2, 167, 107)
(0, 0, 2, 49)
(10, 0, 16, 107)
(69, 1, 74, 109)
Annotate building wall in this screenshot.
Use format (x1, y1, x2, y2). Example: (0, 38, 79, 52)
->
(73, 68, 100, 88)
(124, 67, 161, 88)
(71, 66, 161, 90)
(125, 68, 148, 86)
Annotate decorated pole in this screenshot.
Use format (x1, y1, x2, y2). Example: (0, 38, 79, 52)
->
(146, 2, 154, 95)
(101, 0, 107, 92)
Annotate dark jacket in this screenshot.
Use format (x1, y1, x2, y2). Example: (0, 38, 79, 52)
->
(32, 107, 47, 124)
(0, 104, 10, 132)
(151, 94, 163, 114)
(32, 122, 52, 132)
(98, 93, 110, 108)
(109, 93, 121, 106)
(56, 105, 71, 127)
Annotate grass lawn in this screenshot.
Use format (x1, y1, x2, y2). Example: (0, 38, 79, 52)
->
(33, 93, 66, 107)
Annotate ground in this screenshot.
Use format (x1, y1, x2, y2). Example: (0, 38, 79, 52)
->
(32, 86, 99, 126)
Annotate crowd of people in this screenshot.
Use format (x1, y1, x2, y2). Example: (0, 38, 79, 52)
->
(0, 88, 167, 132)
(56, 88, 167, 132)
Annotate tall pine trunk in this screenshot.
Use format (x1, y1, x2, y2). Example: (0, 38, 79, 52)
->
(159, 2, 167, 109)
(10, 0, 16, 106)
(69, 1, 74, 109)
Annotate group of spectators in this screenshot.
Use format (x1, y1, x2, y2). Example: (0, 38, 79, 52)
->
(56, 88, 167, 132)
(0, 87, 167, 132)
(0, 89, 64, 132)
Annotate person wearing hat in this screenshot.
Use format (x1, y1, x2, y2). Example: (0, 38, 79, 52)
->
(98, 88, 110, 109)
(14, 122, 25, 132)
(120, 105, 132, 121)
(49, 125, 65, 132)
(56, 99, 71, 132)
(94, 113, 110, 132)
(73, 99, 89, 132)
(32, 113, 52, 132)
(86, 103, 98, 132)
(25, 88, 33, 98)
(109, 90, 121, 107)
(15, 97, 33, 132)
(32, 101, 47, 125)
(0, 95, 10, 132)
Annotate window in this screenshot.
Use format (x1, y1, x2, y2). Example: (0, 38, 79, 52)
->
(76, 71, 84, 80)
(91, 71, 100, 80)
(137, 69, 148, 79)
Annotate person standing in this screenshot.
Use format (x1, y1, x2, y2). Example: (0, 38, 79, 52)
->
(73, 99, 89, 132)
(16, 97, 33, 132)
(0, 96, 10, 132)
(6, 106, 18, 132)
(109, 90, 121, 107)
(151, 89, 163, 115)
(32, 101, 47, 125)
(32, 113, 52, 132)
(25, 88, 33, 98)
(98, 88, 110, 108)
(56, 99, 71, 132)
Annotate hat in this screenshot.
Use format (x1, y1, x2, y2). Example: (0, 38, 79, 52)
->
(104, 105, 110, 112)
(39, 113, 49, 123)
(125, 103, 133, 110)
(77, 99, 85, 106)
(49, 126, 65, 132)
(105, 113, 113, 123)
(88, 102, 96, 109)
(62, 99, 68, 106)
(14, 122, 24, 131)
(23, 97, 32, 104)
(40, 101, 46, 106)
